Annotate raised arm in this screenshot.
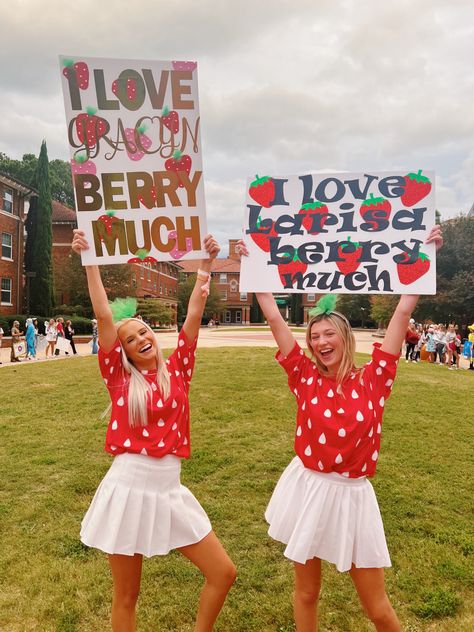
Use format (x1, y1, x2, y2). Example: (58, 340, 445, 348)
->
(256, 292, 296, 357)
(381, 224, 443, 356)
(182, 234, 220, 342)
(71, 229, 116, 352)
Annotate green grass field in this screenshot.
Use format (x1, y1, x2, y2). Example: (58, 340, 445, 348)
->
(0, 349, 473, 631)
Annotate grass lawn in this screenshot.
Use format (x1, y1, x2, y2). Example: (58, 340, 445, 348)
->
(0, 349, 473, 631)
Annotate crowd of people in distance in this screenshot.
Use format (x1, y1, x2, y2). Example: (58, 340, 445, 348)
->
(404, 319, 473, 370)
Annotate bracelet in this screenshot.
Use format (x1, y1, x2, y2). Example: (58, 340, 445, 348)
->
(197, 268, 210, 280)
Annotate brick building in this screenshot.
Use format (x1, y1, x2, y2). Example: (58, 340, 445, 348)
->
(0, 172, 35, 315)
(177, 238, 318, 324)
(51, 203, 179, 322)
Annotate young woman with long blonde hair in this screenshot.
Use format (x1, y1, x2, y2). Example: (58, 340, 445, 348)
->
(72, 229, 236, 632)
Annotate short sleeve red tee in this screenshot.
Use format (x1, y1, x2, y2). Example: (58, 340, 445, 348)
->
(277, 342, 399, 478)
(98, 329, 197, 458)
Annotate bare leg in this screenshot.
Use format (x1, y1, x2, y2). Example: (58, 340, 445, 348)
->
(350, 566, 400, 632)
(178, 531, 236, 632)
(108, 553, 143, 632)
(293, 558, 321, 632)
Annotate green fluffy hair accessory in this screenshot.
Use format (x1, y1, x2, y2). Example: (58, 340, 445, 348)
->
(109, 297, 138, 323)
(308, 294, 338, 318)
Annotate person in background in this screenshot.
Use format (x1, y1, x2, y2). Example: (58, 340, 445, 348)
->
(91, 319, 98, 354)
(25, 318, 36, 360)
(33, 318, 40, 355)
(64, 319, 77, 355)
(413, 324, 424, 362)
(405, 319, 419, 363)
(424, 326, 436, 363)
(55, 317, 66, 356)
(0, 325, 4, 365)
(445, 324, 460, 370)
(433, 324, 446, 365)
(45, 318, 57, 358)
(468, 324, 474, 370)
(10, 320, 24, 363)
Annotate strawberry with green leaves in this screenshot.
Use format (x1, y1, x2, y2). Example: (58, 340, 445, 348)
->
(112, 77, 137, 102)
(164, 150, 192, 188)
(97, 211, 121, 240)
(62, 59, 89, 89)
(277, 252, 308, 288)
(336, 237, 363, 275)
(70, 153, 96, 181)
(249, 175, 275, 208)
(250, 215, 278, 252)
(161, 106, 180, 134)
(360, 193, 392, 230)
(401, 170, 432, 206)
(124, 124, 152, 161)
(127, 249, 158, 265)
(396, 251, 430, 285)
(75, 107, 109, 147)
(298, 201, 329, 234)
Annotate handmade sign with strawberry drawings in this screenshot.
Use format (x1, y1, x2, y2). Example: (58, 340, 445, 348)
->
(240, 170, 436, 294)
(59, 55, 207, 265)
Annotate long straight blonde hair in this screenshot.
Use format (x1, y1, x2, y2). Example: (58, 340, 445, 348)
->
(305, 312, 357, 384)
(115, 318, 171, 427)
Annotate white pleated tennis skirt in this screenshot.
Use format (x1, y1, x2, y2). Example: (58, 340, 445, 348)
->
(80, 453, 212, 557)
(265, 456, 391, 572)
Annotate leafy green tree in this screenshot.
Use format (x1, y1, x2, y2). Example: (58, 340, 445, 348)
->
(369, 295, 399, 329)
(137, 298, 173, 326)
(290, 293, 303, 324)
(250, 293, 263, 323)
(177, 273, 223, 322)
(338, 294, 373, 327)
(29, 141, 54, 315)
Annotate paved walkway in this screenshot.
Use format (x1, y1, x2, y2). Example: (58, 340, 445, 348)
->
(1, 327, 471, 369)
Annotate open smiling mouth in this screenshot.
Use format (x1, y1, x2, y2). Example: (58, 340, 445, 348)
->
(139, 343, 153, 353)
(319, 349, 334, 360)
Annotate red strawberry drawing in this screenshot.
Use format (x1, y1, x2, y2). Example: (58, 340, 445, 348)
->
(168, 231, 193, 259)
(336, 237, 363, 275)
(75, 107, 109, 147)
(172, 61, 197, 72)
(70, 153, 96, 181)
(164, 150, 192, 188)
(401, 170, 432, 206)
(250, 215, 278, 252)
(112, 77, 137, 102)
(396, 252, 430, 285)
(277, 252, 308, 288)
(161, 106, 180, 134)
(63, 59, 89, 89)
(127, 249, 158, 265)
(249, 175, 275, 208)
(124, 124, 152, 161)
(298, 201, 329, 234)
(360, 194, 392, 230)
(138, 186, 157, 210)
(97, 211, 121, 239)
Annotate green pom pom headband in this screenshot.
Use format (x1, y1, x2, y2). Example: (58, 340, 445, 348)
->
(308, 294, 338, 318)
(109, 297, 137, 323)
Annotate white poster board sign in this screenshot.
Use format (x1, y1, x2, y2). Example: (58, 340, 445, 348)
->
(240, 170, 436, 294)
(59, 55, 207, 265)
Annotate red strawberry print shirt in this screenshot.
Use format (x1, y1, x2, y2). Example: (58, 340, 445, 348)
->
(277, 342, 399, 478)
(98, 330, 196, 458)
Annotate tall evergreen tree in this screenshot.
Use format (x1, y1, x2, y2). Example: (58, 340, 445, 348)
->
(24, 195, 38, 273)
(29, 141, 54, 315)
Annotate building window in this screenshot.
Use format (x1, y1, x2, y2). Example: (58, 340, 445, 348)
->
(224, 310, 231, 323)
(2, 189, 13, 213)
(220, 290, 227, 300)
(307, 294, 316, 302)
(1, 233, 12, 259)
(235, 310, 242, 323)
(131, 273, 137, 288)
(230, 280, 238, 292)
(240, 292, 247, 301)
(164, 286, 168, 295)
(219, 273, 227, 283)
(140, 265, 144, 279)
(160, 285, 163, 294)
(1, 277, 12, 304)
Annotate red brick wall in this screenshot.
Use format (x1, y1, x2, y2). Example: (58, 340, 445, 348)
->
(0, 184, 25, 315)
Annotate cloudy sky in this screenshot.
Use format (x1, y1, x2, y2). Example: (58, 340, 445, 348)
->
(1, 0, 473, 252)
